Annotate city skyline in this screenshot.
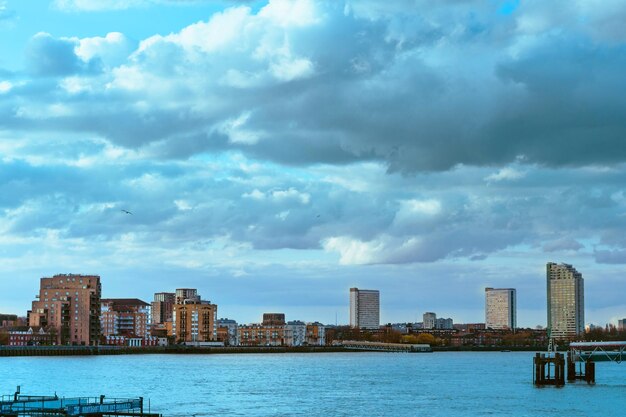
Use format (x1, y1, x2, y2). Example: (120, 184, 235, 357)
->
(0, 261, 619, 329)
(1, 1, 626, 328)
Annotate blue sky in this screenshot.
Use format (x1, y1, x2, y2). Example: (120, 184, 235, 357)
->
(1, 0, 626, 327)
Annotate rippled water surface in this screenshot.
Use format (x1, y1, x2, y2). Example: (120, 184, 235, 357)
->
(1, 352, 625, 416)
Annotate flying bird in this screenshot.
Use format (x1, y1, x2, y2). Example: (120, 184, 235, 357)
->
(121, 209, 133, 215)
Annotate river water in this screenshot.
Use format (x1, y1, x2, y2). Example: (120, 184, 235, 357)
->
(0, 352, 624, 416)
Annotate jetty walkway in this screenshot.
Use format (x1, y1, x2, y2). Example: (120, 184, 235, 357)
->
(534, 340, 626, 386)
(0, 389, 161, 417)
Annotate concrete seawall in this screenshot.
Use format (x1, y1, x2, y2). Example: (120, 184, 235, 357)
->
(0, 345, 350, 357)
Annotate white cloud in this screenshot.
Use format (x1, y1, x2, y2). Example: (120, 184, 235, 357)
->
(485, 167, 526, 182)
(270, 57, 314, 81)
(137, 6, 251, 56)
(271, 188, 310, 204)
(54, 0, 146, 11)
(323, 236, 384, 265)
(107, 65, 153, 91)
(258, 0, 320, 28)
(242, 189, 265, 200)
(174, 200, 193, 211)
(323, 235, 425, 265)
(75, 32, 133, 67)
(219, 112, 262, 145)
(0, 81, 12, 94)
(400, 199, 441, 216)
(59, 76, 96, 94)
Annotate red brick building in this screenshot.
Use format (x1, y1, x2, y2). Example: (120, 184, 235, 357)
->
(28, 274, 101, 346)
(101, 298, 150, 342)
(8, 326, 55, 346)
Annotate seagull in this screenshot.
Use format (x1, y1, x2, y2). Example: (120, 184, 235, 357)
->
(121, 209, 133, 215)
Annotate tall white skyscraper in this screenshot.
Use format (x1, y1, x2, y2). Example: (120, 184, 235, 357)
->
(350, 288, 380, 330)
(547, 262, 584, 340)
(485, 288, 516, 330)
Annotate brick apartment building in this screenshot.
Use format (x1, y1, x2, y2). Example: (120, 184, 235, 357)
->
(28, 274, 101, 346)
(101, 298, 151, 344)
(171, 289, 218, 344)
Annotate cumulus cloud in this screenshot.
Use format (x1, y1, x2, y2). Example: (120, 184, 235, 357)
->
(9, 1, 625, 173)
(25, 33, 101, 76)
(75, 32, 134, 68)
(3, 0, 626, 272)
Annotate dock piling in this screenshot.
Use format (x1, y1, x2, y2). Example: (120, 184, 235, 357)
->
(533, 352, 565, 387)
(584, 361, 595, 384)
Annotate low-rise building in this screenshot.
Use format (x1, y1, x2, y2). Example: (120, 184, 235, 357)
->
(306, 322, 325, 346)
(286, 320, 306, 346)
(104, 335, 163, 347)
(101, 298, 151, 342)
(217, 318, 238, 346)
(8, 326, 55, 346)
(238, 324, 287, 346)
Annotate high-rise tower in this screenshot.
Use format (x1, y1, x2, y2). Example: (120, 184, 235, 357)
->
(485, 288, 516, 330)
(349, 288, 380, 330)
(547, 262, 584, 340)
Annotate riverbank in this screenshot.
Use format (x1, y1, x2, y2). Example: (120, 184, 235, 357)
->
(0, 345, 547, 357)
(0, 345, 351, 357)
(433, 346, 547, 352)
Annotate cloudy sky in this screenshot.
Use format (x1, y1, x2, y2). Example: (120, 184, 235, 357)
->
(1, 0, 625, 327)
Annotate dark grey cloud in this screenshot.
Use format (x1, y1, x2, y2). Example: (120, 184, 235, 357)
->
(594, 250, 626, 264)
(543, 238, 583, 253)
